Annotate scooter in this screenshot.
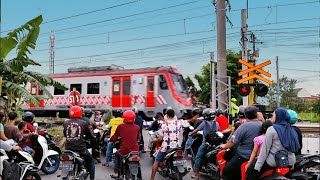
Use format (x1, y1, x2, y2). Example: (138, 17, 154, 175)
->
(0, 145, 40, 180)
(156, 147, 191, 180)
(32, 122, 60, 174)
(38, 128, 62, 156)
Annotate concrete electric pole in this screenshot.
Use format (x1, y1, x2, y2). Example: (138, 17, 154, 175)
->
(276, 56, 280, 107)
(216, 0, 227, 110)
(241, 9, 248, 106)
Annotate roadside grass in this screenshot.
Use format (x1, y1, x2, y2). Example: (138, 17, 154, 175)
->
(299, 112, 320, 123)
(47, 126, 65, 150)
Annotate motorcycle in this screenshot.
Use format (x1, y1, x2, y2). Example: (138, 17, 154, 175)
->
(289, 153, 320, 179)
(156, 147, 191, 180)
(38, 129, 62, 156)
(187, 131, 224, 179)
(30, 134, 60, 174)
(100, 125, 110, 154)
(60, 150, 89, 180)
(111, 151, 141, 180)
(0, 144, 40, 180)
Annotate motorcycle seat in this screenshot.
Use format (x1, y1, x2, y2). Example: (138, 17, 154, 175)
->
(165, 147, 183, 155)
(63, 150, 81, 157)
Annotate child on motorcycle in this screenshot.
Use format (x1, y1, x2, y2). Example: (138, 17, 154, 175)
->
(244, 120, 273, 171)
(17, 122, 35, 157)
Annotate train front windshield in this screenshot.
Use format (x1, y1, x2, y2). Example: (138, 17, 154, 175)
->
(170, 73, 189, 99)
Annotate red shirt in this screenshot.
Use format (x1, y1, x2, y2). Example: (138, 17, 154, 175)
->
(111, 123, 140, 156)
(216, 115, 229, 131)
(24, 121, 35, 133)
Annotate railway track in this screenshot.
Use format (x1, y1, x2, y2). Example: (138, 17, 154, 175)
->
(298, 126, 320, 134)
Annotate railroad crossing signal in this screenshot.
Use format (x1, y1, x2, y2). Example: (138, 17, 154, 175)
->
(237, 59, 272, 85)
(237, 59, 272, 97)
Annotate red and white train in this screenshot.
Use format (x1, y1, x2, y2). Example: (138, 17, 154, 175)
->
(21, 65, 193, 119)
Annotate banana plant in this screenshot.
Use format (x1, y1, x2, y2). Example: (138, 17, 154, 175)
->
(0, 15, 66, 117)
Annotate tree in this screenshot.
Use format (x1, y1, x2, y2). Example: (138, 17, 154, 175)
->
(0, 15, 66, 116)
(266, 76, 306, 112)
(312, 95, 320, 115)
(191, 50, 243, 105)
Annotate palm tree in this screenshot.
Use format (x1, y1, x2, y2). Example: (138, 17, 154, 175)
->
(0, 15, 66, 116)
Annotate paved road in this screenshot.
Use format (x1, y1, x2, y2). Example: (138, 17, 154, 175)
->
(40, 129, 212, 180)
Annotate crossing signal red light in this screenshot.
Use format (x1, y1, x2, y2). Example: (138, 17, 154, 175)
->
(238, 84, 251, 96)
(255, 84, 269, 97)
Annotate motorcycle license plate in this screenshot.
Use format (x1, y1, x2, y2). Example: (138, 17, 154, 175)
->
(173, 160, 186, 166)
(60, 161, 74, 171)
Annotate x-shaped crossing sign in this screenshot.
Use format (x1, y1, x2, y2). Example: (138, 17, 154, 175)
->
(237, 59, 272, 85)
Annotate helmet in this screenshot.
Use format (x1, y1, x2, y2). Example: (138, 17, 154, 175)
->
(215, 109, 224, 116)
(231, 98, 237, 102)
(22, 111, 35, 123)
(69, 106, 82, 119)
(123, 110, 136, 123)
(83, 108, 93, 117)
(192, 108, 200, 116)
(132, 107, 138, 114)
(202, 108, 215, 120)
(114, 109, 123, 118)
(238, 105, 246, 118)
(287, 109, 298, 124)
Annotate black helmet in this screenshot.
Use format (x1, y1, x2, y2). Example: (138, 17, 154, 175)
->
(192, 108, 200, 116)
(114, 109, 123, 118)
(202, 108, 215, 120)
(215, 109, 224, 116)
(22, 111, 35, 123)
(83, 108, 93, 118)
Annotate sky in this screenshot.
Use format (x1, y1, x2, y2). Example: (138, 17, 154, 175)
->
(1, 0, 320, 95)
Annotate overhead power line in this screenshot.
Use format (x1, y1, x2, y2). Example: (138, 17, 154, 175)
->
(39, 0, 204, 35)
(280, 68, 320, 73)
(42, 1, 140, 24)
(36, 29, 216, 51)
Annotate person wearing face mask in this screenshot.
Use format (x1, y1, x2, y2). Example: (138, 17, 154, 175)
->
(246, 107, 300, 180)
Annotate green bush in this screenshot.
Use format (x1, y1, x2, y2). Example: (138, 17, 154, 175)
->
(299, 112, 320, 123)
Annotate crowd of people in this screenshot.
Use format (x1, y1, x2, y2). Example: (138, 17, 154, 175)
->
(0, 102, 302, 180)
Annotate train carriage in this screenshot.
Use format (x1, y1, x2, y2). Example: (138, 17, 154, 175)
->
(20, 65, 192, 119)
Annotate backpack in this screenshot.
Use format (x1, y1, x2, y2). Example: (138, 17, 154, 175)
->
(272, 150, 290, 168)
(204, 121, 219, 145)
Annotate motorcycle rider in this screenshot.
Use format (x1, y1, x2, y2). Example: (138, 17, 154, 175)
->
(150, 109, 182, 180)
(287, 109, 302, 155)
(63, 106, 95, 180)
(110, 110, 141, 178)
(103, 109, 124, 167)
(220, 106, 262, 180)
(22, 111, 36, 133)
(0, 139, 21, 152)
(146, 112, 164, 152)
(215, 109, 229, 131)
(191, 108, 220, 179)
(132, 107, 144, 152)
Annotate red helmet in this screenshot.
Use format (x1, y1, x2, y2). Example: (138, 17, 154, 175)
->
(69, 106, 82, 119)
(122, 110, 136, 123)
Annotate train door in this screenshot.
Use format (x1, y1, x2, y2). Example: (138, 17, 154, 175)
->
(112, 76, 131, 108)
(146, 76, 155, 107)
(29, 82, 44, 108)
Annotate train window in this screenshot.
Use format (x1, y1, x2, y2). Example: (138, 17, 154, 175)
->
(123, 80, 131, 95)
(31, 84, 37, 95)
(54, 87, 65, 95)
(113, 81, 120, 95)
(70, 84, 82, 94)
(87, 83, 100, 94)
(159, 75, 168, 90)
(148, 78, 154, 91)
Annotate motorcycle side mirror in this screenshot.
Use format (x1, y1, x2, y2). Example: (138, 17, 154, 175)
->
(148, 131, 154, 135)
(189, 126, 194, 131)
(153, 117, 156, 121)
(105, 125, 109, 128)
(33, 123, 39, 127)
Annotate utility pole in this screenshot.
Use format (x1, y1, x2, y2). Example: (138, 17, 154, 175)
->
(241, 9, 248, 106)
(276, 56, 280, 107)
(49, 31, 55, 74)
(216, 0, 227, 110)
(210, 52, 216, 111)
